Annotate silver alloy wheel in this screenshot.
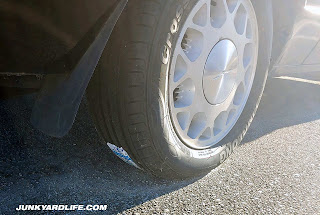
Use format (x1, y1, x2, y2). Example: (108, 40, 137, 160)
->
(169, 0, 259, 149)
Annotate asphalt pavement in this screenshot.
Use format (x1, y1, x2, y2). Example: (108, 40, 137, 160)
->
(0, 72, 320, 214)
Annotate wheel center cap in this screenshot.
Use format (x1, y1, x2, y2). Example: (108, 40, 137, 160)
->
(202, 40, 238, 105)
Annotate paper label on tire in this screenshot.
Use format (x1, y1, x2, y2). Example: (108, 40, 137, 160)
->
(191, 147, 223, 159)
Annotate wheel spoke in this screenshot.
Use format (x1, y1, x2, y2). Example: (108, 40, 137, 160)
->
(172, 47, 206, 90)
(232, 0, 241, 16)
(213, 110, 229, 136)
(206, 0, 212, 27)
(224, 0, 240, 15)
(192, 1, 209, 27)
(171, 48, 191, 88)
(183, 111, 198, 135)
(234, 60, 249, 88)
(189, 23, 207, 36)
(243, 15, 249, 35)
(211, 0, 228, 28)
(187, 112, 208, 139)
(196, 126, 212, 140)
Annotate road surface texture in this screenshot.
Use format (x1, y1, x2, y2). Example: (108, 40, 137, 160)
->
(0, 72, 320, 214)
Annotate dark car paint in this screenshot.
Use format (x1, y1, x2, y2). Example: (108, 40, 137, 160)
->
(0, 0, 117, 74)
(0, 0, 316, 77)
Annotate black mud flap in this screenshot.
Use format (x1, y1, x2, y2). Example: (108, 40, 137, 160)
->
(31, 0, 128, 138)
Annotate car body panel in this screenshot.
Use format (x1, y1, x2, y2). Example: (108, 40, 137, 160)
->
(1, 0, 320, 76)
(271, 0, 320, 75)
(0, 0, 117, 75)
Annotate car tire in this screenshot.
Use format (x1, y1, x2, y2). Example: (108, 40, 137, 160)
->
(87, 0, 272, 179)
